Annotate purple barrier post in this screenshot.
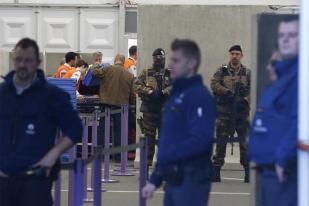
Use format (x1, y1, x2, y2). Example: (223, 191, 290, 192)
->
(54, 173, 61, 206)
(89, 110, 97, 192)
(112, 105, 134, 176)
(82, 117, 93, 202)
(139, 137, 148, 206)
(54, 129, 62, 206)
(74, 159, 84, 206)
(93, 146, 103, 206)
(102, 106, 119, 183)
(68, 146, 76, 206)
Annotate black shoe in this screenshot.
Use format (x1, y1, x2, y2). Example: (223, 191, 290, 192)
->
(211, 166, 221, 182)
(244, 166, 250, 183)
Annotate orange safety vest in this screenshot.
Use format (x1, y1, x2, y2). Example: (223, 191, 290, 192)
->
(62, 68, 77, 79)
(53, 64, 75, 78)
(124, 58, 136, 70)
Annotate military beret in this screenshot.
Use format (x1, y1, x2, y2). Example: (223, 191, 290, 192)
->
(229, 45, 242, 52)
(152, 48, 166, 56)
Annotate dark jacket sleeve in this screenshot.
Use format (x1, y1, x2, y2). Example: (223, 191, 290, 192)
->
(276, 98, 298, 168)
(160, 92, 217, 164)
(149, 164, 163, 188)
(49, 87, 83, 143)
(275, 116, 297, 168)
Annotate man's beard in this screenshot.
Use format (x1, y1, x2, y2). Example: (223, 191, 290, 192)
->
(231, 60, 240, 67)
(16, 68, 34, 82)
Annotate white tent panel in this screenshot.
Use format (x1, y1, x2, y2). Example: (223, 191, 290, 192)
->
(133, 0, 299, 5)
(38, 9, 78, 52)
(19, 0, 118, 4)
(0, 0, 14, 3)
(0, 8, 36, 51)
(2, 0, 300, 5)
(80, 8, 118, 57)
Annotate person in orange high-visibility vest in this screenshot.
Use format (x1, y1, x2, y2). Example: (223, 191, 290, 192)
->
(124, 45, 137, 77)
(53, 52, 77, 78)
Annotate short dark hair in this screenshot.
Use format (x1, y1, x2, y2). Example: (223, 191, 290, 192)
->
(14, 38, 40, 61)
(171, 39, 201, 71)
(281, 15, 299, 23)
(65, 52, 77, 63)
(76, 59, 88, 68)
(129, 46, 137, 56)
(229, 45, 242, 53)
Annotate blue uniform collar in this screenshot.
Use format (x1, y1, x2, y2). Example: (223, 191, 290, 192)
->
(274, 56, 298, 79)
(172, 75, 203, 92)
(260, 57, 298, 109)
(3, 69, 47, 91)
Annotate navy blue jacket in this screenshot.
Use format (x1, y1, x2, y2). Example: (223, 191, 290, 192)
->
(249, 57, 298, 169)
(0, 69, 83, 175)
(150, 75, 217, 187)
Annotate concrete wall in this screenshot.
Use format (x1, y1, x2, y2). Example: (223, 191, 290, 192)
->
(137, 5, 273, 107)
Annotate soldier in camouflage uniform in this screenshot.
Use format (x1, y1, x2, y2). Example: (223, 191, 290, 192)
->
(211, 45, 251, 183)
(134, 48, 171, 166)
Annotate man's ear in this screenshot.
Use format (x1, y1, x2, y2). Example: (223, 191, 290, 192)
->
(38, 58, 42, 66)
(188, 58, 197, 70)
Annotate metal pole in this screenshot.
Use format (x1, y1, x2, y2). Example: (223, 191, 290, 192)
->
(68, 146, 76, 206)
(121, 104, 128, 173)
(112, 105, 134, 176)
(54, 172, 61, 206)
(93, 147, 103, 206)
(89, 110, 98, 191)
(298, 1, 309, 205)
(54, 129, 62, 206)
(82, 117, 93, 202)
(139, 137, 148, 206)
(75, 159, 84, 206)
(102, 106, 119, 183)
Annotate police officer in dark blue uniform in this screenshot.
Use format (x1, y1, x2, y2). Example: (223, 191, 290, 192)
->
(142, 39, 216, 206)
(0, 38, 83, 206)
(249, 16, 299, 206)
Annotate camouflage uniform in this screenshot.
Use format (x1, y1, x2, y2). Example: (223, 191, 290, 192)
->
(134, 67, 171, 165)
(211, 64, 251, 168)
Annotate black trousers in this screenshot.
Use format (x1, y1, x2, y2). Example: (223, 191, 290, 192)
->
(0, 177, 53, 206)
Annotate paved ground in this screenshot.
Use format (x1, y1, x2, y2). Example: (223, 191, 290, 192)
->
(53, 161, 252, 206)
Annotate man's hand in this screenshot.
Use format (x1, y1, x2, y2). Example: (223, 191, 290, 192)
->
(33, 148, 61, 177)
(142, 183, 156, 200)
(275, 164, 286, 183)
(0, 170, 8, 178)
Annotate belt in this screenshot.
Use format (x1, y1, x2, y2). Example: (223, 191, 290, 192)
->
(10, 167, 48, 179)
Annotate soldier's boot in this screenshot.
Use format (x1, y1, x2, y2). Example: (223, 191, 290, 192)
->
(211, 166, 221, 182)
(244, 165, 250, 183)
